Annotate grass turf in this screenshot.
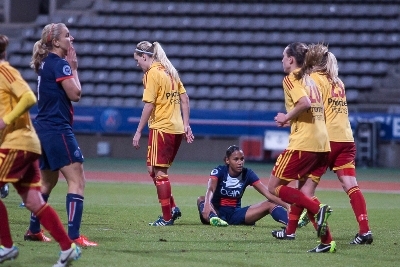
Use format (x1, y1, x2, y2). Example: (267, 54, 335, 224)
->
(3, 179, 400, 267)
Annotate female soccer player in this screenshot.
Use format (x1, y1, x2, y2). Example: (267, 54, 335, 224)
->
(268, 42, 336, 253)
(197, 145, 289, 227)
(296, 44, 373, 245)
(25, 23, 97, 246)
(132, 41, 194, 226)
(0, 34, 80, 267)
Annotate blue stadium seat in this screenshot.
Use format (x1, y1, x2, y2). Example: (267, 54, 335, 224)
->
(225, 87, 241, 99)
(193, 86, 211, 99)
(109, 97, 124, 107)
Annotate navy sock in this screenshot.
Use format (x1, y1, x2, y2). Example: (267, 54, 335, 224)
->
(198, 201, 218, 220)
(29, 194, 49, 233)
(271, 205, 289, 225)
(66, 193, 84, 240)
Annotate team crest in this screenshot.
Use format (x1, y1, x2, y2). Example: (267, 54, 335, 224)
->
(210, 169, 218, 176)
(63, 65, 72, 76)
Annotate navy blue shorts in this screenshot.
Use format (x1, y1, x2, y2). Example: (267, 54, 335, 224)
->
(198, 200, 250, 225)
(218, 206, 250, 225)
(38, 132, 84, 171)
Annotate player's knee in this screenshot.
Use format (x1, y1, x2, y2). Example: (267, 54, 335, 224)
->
(336, 168, 356, 178)
(197, 196, 205, 205)
(155, 175, 169, 186)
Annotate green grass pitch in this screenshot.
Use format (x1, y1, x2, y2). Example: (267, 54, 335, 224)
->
(2, 159, 400, 267)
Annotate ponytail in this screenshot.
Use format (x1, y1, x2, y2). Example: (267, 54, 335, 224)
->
(152, 42, 180, 83)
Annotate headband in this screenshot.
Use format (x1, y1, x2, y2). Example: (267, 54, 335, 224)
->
(135, 48, 153, 55)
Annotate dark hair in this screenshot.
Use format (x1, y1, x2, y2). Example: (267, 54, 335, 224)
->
(224, 145, 241, 161)
(0, 34, 9, 60)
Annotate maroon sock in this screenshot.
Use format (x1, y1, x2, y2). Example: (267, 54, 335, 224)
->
(348, 186, 370, 234)
(0, 200, 13, 248)
(156, 175, 172, 221)
(170, 195, 176, 208)
(285, 204, 303, 235)
(277, 185, 320, 214)
(36, 204, 72, 250)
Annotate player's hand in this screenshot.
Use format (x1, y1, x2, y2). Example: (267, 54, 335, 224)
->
(66, 45, 78, 70)
(184, 125, 194, 143)
(132, 132, 141, 149)
(274, 112, 288, 127)
(0, 118, 6, 130)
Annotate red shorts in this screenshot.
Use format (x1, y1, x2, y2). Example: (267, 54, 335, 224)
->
(147, 129, 183, 168)
(272, 150, 329, 183)
(0, 149, 41, 194)
(328, 141, 356, 174)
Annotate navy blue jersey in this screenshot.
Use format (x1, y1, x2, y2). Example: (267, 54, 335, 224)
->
(35, 53, 74, 132)
(210, 165, 260, 209)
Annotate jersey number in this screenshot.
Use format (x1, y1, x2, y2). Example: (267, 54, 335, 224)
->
(331, 82, 345, 98)
(308, 84, 322, 104)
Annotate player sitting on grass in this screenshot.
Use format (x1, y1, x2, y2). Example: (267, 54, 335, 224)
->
(197, 145, 289, 227)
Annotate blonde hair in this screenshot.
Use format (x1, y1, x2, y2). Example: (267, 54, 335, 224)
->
(135, 41, 180, 83)
(302, 43, 341, 85)
(31, 23, 65, 73)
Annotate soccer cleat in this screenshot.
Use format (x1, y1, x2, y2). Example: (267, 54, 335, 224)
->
(72, 235, 98, 247)
(149, 216, 174, 226)
(315, 204, 332, 237)
(171, 206, 182, 221)
(308, 241, 337, 253)
(271, 229, 295, 240)
(0, 245, 19, 263)
(297, 209, 310, 228)
(24, 229, 52, 242)
(209, 217, 228, 227)
(0, 184, 9, 198)
(350, 231, 373, 245)
(53, 243, 81, 267)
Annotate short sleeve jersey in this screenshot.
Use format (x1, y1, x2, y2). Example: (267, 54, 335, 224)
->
(142, 62, 186, 134)
(282, 69, 330, 152)
(209, 165, 260, 209)
(35, 53, 74, 132)
(311, 72, 354, 142)
(0, 61, 41, 154)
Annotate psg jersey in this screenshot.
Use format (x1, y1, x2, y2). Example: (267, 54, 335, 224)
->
(35, 52, 74, 132)
(210, 165, 259, 209)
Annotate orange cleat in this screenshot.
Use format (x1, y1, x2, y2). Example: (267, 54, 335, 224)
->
(73, 235, 98, 247)
(24, 229, 52, 242)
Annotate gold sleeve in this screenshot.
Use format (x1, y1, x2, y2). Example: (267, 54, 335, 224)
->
(3, 90, 37, 124)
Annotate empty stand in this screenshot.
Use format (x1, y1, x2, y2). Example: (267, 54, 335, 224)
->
(5, 0, 399, 110)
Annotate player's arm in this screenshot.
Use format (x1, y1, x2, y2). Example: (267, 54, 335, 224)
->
(0, 90, 37, 129)
(253, 181, 290, 210)
(132, 102, 154, 149)
(62, 45, 82, 102)
(179, 92, 194, 143)
(275, 96, 310, 125)
(202, 176, 218, 219)
(61, 76, 81, 102)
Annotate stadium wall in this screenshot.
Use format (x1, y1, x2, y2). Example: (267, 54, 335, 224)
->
(61, 106, 400, 168)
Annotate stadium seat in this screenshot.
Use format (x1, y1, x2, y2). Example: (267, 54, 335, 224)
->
(82, 83, 95, 95)
(109, 97, 124, 107)
(94, 84, 109, 96)
(193, 86, 211, 99)
(78, 96, 95, 106)
(4, 0, 397, 112)
(225, 87, 241, 99)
